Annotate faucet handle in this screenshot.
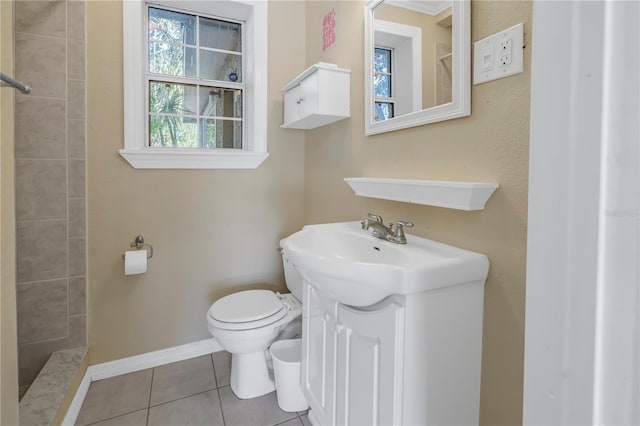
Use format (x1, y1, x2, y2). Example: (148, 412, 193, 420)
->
(396, 220, 413, 229)
(367, 213, 383, 223)
(394, 221, 414, 242)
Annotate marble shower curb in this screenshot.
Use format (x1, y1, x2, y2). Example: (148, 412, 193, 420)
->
(19, 346, 88, 426)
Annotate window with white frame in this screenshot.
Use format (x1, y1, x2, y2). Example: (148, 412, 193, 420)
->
(373, 20, 422, 121)
(121, 0, 268, 169)
(148, 7, 243, 149)
(374, 46, 394, 122)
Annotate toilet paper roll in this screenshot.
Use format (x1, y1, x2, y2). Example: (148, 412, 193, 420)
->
(124, 250, 147, 275)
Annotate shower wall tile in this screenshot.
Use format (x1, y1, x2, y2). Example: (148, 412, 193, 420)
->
(68, 238, 86, 277)
(68, 38, 85, 80)
(15, 96, 66, 158)
(17, 220, 67, 283)
(15, 33, 66, 99)
(69, 315, 86, 347)
(67, 0, 85, 40)
(68, 159, 85, 198)
(16, 159, 67, 221)
(69, 276, 86, 316)
(68, 198, 85, 238)
(68, 119, 85, 159)
(16, 0, 87, 390)
(17, 279, 68, 344)
(18, 337, 70, 387)
(15, 0, 66, 38)
(67, 80, 85, 119)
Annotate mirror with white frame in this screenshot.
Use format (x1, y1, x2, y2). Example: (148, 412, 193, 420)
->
(365, 0, 470, 135)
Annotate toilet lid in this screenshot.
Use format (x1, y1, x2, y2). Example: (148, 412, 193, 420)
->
(208, 290, 286, 330)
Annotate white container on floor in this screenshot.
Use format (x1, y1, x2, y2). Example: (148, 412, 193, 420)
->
(269, 339, 309, 412)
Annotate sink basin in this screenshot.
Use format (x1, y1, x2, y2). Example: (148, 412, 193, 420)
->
(280, 221, 489, 307)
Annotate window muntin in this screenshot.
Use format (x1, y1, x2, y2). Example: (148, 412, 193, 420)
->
(147, 6, 244, 149)
(374, 47, 394, 122)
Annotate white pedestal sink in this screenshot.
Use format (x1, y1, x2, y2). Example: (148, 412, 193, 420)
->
(279, 221, 489, 426)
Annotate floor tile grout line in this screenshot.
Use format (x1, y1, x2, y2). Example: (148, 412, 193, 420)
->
(216, 388, 227, 426)
(82, 408, 148, 426)
(217, 384, 227, 426)
(148, 386, 221, 409)
(272, 413, 303, 426)
(212, 353, 228, 426)
(210, 354, 227, 426)
(146, 368, 154, 426)
(210, 353, 218, 388)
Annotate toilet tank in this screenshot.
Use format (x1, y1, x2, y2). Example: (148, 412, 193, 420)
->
(281, 248, 303, 301)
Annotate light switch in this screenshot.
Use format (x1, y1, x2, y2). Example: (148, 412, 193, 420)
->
(473, 23, 524, 85)
(481, 46, 494, 71)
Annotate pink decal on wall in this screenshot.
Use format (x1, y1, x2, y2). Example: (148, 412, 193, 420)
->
(322, 8, 336, 51)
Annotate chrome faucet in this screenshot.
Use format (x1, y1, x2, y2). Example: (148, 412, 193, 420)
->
(361, 213, 414, 244)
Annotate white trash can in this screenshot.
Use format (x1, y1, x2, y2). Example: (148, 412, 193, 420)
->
(269, 338, 309, 412)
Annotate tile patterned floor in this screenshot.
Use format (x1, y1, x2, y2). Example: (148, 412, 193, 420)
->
(75, 351, 311, 426)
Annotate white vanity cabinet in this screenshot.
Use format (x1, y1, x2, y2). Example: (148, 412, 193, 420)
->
(302, 282, 405, 425)
(301, 279, 485, 426)
(281, 63, 350, 129)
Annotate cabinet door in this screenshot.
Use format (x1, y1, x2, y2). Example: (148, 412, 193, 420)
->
(335, 301, 405, 426)
(297, 70, 319, 119)
(283, 84, 302, 124)
(302, 281, 338, 426)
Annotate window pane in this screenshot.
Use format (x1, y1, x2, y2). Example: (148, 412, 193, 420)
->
(149, 8, 196, 45)
(149, 81, 197, 115)
(375, 102, 393, 122)
(199, 87, 242, 118)
(374, 74, 391, 97)
(149, 42, 197, 77)
(199, 17, 241, 52)
(149, 81, 199, 147)
(374, 48, 391, 73)
(200, 118, 242, 149)
(150, 115, 198, 147)
(200, 50, 242, 82)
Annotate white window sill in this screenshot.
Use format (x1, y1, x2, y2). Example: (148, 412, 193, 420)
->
(118, 148, 269, 169)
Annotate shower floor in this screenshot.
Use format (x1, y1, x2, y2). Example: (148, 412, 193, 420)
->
(75, 351, 310, 426)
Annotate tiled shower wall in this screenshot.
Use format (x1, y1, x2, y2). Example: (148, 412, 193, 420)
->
(13, 0, 86, 395)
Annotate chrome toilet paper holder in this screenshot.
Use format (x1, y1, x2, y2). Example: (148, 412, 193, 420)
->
(122, 235, 154, 260)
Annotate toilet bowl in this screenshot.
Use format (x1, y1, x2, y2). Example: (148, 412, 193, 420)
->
(206, 244, 303, 399)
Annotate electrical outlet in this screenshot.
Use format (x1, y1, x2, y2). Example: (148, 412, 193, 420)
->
(500, 38, 512, 66)
(474, 23, 524, 85)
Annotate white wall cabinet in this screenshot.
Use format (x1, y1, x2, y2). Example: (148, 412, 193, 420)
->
(301, 279, 485, 425)
(281, 63, 350, 129)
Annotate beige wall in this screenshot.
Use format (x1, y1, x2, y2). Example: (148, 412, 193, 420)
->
(86, 1, 307, 363)
(0, 0, 20, 422)
(304, 1, 531, 425)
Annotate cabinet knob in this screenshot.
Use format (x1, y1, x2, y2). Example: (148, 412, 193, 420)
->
(296, 97, 304, 104)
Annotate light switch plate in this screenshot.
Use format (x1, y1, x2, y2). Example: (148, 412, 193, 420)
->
(473, 23, 524, 85)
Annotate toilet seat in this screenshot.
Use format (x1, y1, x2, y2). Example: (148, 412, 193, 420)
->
(208, 289, 288, 331)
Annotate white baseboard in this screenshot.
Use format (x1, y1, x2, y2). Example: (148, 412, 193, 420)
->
(61, 368, 91, 426)
(61, 337, 223, 425)
(90, 338, 223, 381)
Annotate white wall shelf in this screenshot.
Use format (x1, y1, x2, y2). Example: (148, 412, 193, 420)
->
(344, 177, 499, 211)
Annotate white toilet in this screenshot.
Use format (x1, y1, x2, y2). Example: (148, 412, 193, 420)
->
(206, 247, 303, 399)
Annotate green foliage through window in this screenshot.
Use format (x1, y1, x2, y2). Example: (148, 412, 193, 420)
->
(147, 6, 243, 149)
